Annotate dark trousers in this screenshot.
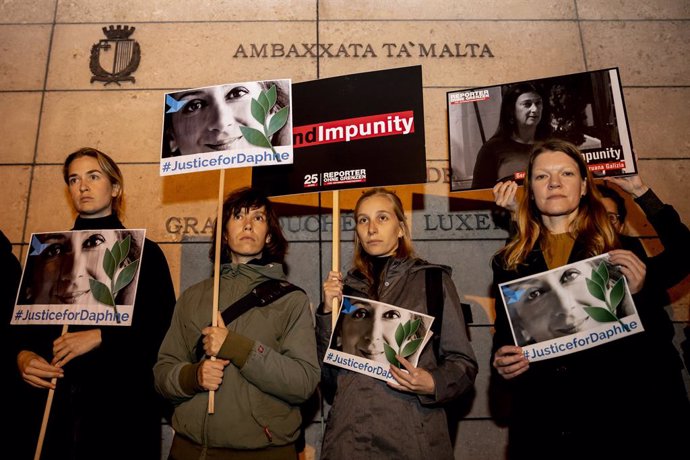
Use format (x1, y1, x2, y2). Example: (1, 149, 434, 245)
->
(169, 434, 297, 460)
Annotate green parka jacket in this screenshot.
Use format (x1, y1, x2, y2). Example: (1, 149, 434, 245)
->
(154, 261, 319, 449)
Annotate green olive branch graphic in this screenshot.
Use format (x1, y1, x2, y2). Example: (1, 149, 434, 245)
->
(238, 84, 289, 162)
(88, 235, 139, 324)
(583, 261, 629, 331)
(383, 318, 423, 368)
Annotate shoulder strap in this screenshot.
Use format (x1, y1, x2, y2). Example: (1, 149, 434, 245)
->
(222, 279, 303, 325)
(195, 279, 303, 360)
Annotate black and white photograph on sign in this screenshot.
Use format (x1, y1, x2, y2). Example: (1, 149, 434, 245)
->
(498, 253, 643, 362)
(447, 68, 636, 191)
(160, 79, 293, 176)
(323, 295, 434, 382)
(12, 229, 145, 326)
(252, 65, 426, 197)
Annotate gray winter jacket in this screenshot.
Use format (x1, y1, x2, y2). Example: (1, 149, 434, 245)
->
(316, 257, 477, 459)
(154, 262, 320, 449)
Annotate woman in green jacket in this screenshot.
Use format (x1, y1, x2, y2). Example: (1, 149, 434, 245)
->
(154, 187, 319, 460)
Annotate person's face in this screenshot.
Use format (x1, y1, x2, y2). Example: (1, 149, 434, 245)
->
(509, 264, 598, 342)
(341, 301, 413, 363)
(30, 231, 119, 305)
(530, 151, 587, 219)
(514, 91, 543, 129)
(355, 195, 404, 257)
(225, 205, 270, 264)
(601, 197, 623, 232)
(67, 156, 119, 218)
(170, 82, 266, 155)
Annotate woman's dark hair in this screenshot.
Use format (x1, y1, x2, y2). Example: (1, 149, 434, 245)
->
(492, 82, 551, 141)
(63, 147, 124, 217)
(209, 187, 287, 264)
(596, 184, 627, 224)
(162, 80, 291, 158)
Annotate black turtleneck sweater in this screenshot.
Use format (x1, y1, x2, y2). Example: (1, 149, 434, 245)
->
(11, 214, 176, 460)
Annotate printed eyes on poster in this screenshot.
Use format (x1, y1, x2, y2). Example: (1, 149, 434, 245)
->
(324, 295, 434, 382)
(446, 67, 636, 191)
(159, 79, 293, 176)
(11, 229, 146, 327)
(498, 253, 644, 362)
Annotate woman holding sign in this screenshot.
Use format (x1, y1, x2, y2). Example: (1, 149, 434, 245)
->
(490, 140, 690, 459)
(13, 148, 176, 460)
(154, 187, 319, 459)
(316, 187, 477, 459)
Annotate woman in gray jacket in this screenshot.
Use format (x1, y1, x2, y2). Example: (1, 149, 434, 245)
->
(316, 187, 478, 459)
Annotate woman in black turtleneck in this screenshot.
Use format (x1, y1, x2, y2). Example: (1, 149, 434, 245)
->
(315, 188, 477, 460)
(14, 148, 176, 460)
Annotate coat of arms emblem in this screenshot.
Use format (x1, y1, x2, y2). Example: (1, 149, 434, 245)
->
(90, 25, 140, 85)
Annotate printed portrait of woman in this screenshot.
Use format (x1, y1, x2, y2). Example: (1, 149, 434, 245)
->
(501, 257, 634, 346)
(161, 80, 291, 158)
(18, 229, 143, 306)
(470, 82, 552, 189)
(331, 297, 429, 366)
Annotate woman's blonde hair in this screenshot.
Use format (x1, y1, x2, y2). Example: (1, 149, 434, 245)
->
(63, 147, 124, 218)
(353, 188, 415, 287)
(498, 139, 619, 270)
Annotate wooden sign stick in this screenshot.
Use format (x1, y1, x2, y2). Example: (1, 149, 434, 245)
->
(33, 323, 69, 460)
(208, 168, 226, 414)
(331, 190, 340, 330)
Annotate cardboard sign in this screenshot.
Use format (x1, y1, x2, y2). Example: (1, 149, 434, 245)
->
(13, 229, 146, 326)
(323, 295, 434, 382)
(252, 66, 427, 196)
(498, 253, 643, 362)
(447, 68, 635, 191)
(160, 79, 293, 175)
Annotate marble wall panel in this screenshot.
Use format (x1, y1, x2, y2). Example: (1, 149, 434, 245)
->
(0, 0, 55, 24)
(55, 0, 315, 22)
(577, 0, 690, 20)
(461, 325, 495, 418)
(0, 25, 51, 90)
(317, 20, 585, 87)
(424, 87, 452, 162)
(623, 87, 690, 157)
(581, 21, 690, 86)
(23, 164, 81, 236)
(36, 90, 168, 163)
(0, 92, 42, 163)
(46, 23, 318, 90)
(320, 0, 576, 20)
